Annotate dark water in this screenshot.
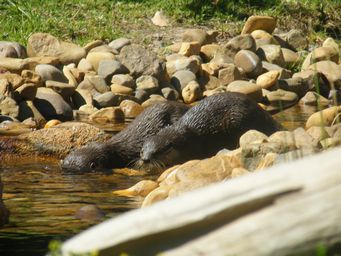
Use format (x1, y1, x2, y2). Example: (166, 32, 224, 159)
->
(0, 105, 316, 255)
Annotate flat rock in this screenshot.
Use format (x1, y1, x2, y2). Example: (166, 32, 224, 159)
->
(119, 44, 165, 80)
(266, 89, 298, 110)
(94, 91, 117, 108)
(111, 74, 135, 89)
(111, 84, 134, 95)
(89, 107, 124, 124)
(35, 64, 68, 83)
(262, 61, 292, 79)
(84, 74, 110, 94)
(34, 87, 73, 121)
(225, 34, 256, 56)
(45, 80, 76, 100)
(251, 30, 278, 47)
(86, 52, 116, 72)
(227, 80, 263, 102)
(108, 38, 131, 52)
(98, 60, 128, 83)
(0, 57, 28, 73)
(241, 15, 277, 35)
(27, 33, 86, 64)
(119, 100, 143, 118)
(136, 75, 159, 95)
(256, 70, 280, 90)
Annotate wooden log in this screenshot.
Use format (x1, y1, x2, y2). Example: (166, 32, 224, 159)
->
(61, 147, 341, 256)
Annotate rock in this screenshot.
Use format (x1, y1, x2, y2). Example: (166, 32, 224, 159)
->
(27, 33, 86, 64)
(0, 41, 27, 58)
(14, 83, 37, 101)
(302, 47, 339, 70)
(306, 126, 332, 142)
(182, 29, 216, 46)
(241, 15, 277, 35)
(86, 52, 115, 72)
(84, 74, 110, 94)
(18, 100, 45, 125)
(265, 89, 298, 109)
(239, 130, 269, 150)
(21, 70, 43, 87)
(34, 87, 73, 121)
(89, 45, 117, 54)
(201, 62, 220, 77)
(268, 131, 298, 152)
(251, 30, 278, 47)
(119, 100, 143, 118)
(293, 70, 330, 98)
(0, 96, 19, 118)
(113, 180, 158, 197)
(35, 64, 68, 83)
(299, 91, 330, 107)
(77, 58, 94, 71)
(182, 80, 202, 104)
(262, 61, 292, 79)
(166, 55, 200, 76)
(89, 107, 124, 124)
(161, 87, 179, 101)
(178, 42, 201, 57)
(0, 44, 18, 58)
(111, 84, 133, 95)
(134, 89, 149, 103)
(83, 40, 104, 53)
(119, 44, 165, 80)
(306, 106, 341, 129)
(323, 37, 339, 53)
(136, 75, 159, 95)
(171, 70, 196, 92)
(108, 38, 131, 52)
(234, 50, 262, 79)
(0, 73, 23, 89)
(151, 10, 170, 27)
(256, 44, 285, 67)
(281, 48, 299, 66)
(142, 154, 243, 206)
(307, 61, 341, 89)
(218, 64, 242, 86)
(111, 74, 135, 89)
(256, 70, 280, 90)
(94, 92, 117, 108)
(0, 57, 28, 73)
(277, 77, 309, 97)
(292, 127, 318, 149)
(199, 75, 222, 91)
(25, 56, 60, 70)
(75, 205, 104, 222)
(78, 105, 98, 115)
(210, 48, 234, 65)
(63, 66, 78, 87)
(141, 96, 167, 108)
(72, 89, 93, 109)
(225, 34, 256, 56)
(0, 79, 13, 97)
(45, 80, 75, 100)
(200, 44, 221, 62)
(227, 80, 263, 102)
(286, 29, 309, 51)
(98, 60, 128, 83)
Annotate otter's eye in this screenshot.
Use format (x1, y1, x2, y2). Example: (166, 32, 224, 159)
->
(90, 162, 97, 170)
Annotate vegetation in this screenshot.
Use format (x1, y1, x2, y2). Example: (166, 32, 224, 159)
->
(0, 0, 341, 46)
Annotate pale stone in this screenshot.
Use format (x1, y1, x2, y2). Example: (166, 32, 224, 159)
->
(89, 107, 124, 124)
(227, 80, 263, 102)
(256, 70, 280, 90)
(182, 80, 202, 104)
(306, 106, 341, 129)
(241, 15, 277, 35)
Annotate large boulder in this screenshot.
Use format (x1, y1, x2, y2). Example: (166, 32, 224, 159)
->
(27, 33, 86, 64)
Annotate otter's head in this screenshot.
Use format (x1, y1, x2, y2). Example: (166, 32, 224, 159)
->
(138, 129, 183, 172)
(61, 143, 116, 173)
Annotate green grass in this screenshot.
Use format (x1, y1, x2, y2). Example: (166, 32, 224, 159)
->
(0, 0, 341, 46)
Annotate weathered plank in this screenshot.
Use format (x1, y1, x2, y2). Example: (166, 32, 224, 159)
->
(61, 147, 341, 256)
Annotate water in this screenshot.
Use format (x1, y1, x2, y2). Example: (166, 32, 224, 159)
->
(0, 105, 316, 255)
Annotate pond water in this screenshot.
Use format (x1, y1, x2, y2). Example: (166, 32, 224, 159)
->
(0, 105, 317, 255)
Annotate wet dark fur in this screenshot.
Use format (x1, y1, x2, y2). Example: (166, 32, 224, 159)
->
(61, 102, 189, 172)
(139, 92, 282, 170)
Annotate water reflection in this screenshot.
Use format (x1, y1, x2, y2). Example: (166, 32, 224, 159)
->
(0, 159, 155, 255)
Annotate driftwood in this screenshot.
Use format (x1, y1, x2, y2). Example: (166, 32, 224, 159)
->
(61, 147, 341, 256)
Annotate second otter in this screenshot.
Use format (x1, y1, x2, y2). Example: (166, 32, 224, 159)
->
(139, 92, 282, 170)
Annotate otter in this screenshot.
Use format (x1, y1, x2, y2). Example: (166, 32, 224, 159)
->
(61, 102, 189, 172)
(139, 92, 282, 170)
